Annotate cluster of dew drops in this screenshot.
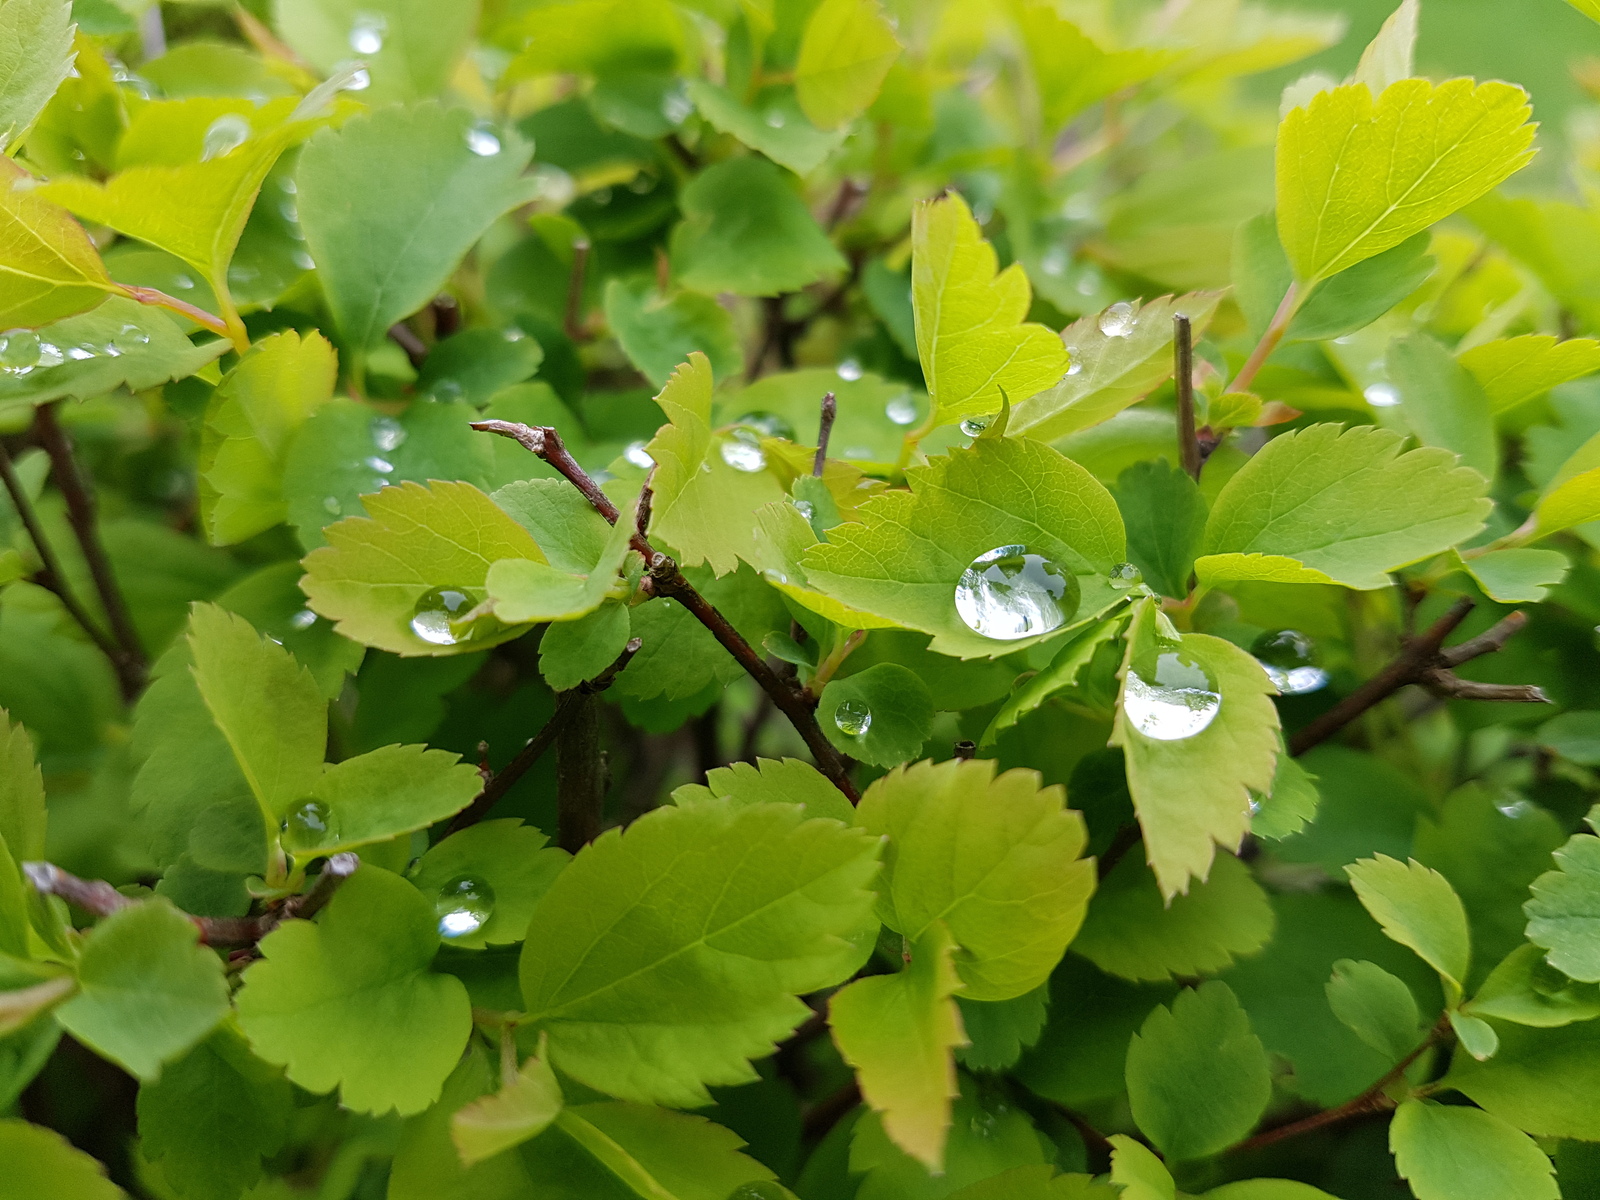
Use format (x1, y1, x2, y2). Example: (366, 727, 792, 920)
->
(0, 325, 151, 377)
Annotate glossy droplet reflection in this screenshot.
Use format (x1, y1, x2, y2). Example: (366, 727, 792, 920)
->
(885, 394, 918, 425)
(834, 700, 872, 738)
(371, 415, 407, 452)
(436, 874, 496, 939)
(731, 411, 795, 440)
(200, 114, 251, 161)
(410, 587, 475, 646)
(959, 414, 994, 438)
(1124, 651, 1221, 741)
(954, 545, 1078, 641)
(280, 798, 337, 852)
(465, 122, 502, 157)
(836, 358, 863, 381)
(1251, 628, 1329, 695)
(720, 433, 767, 473)
(348, 11, 387, 53)
(1098, 301, 1136, 338)
(1108, 561, 1143, 590)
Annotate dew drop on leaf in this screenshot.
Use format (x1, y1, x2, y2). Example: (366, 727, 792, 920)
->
(624, 440, 654, 469)
(465, 122, 502, 157)
(322, 496, 342, 516)
(347, 11, 387, 54)
(370, 416, 407, 453)
(280, 798, 337, 853)
(1108, 561, 1143, 590)
(954, 545, 1078, 641)
(1123, 651, 1222, 740)
(410, 587, 476, 646)
(1097, 301, 1136, 338)
(794, 499, 814, 521)
(720, 434, 767, 473)
(0, 329, 42, 370)
(837, 358, 863, 381)
(1064, 346, 1082, 375)
(885, 394, 918, 425)
(200, 114, 251, 161)
(1364, 383, 1401, 407)
(289, 607, 318, 631)
(1251, 628, 1328, 695)
(119, 323, 151, 346)
(732, 411, 795, 441)
(834, 700, 872, 737)
(436, 874, 496, 939)
(959, 414, 994, 437)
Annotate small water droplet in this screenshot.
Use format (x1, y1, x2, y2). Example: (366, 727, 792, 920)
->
(764, 107, 787, 128)
(465, 122, 502, 157)
(732, 411, 795, 441)
(365, 455, 394, 473)
(836, 358, 863, 381)
(624, 441, 654, 469)
(436, 874, 496, 939)
(1108, 561, 1142, 590)
(660, 84, 693, 125)
(1065, 346, 1082, 375)
(279, 199, 299, 223)
(1251, 628, 1328, 695)
(201, 113, 251, 161)
(410, 587, 475, 646)
(627, 172, 657, 194)
(280, 798, 337, 853)
(289, 608, 318, 630)
(371, 416, 407, 453)
(794, 499, 815, 521)
(1040, 245, 1069, 276)
(119, 323, 151, 346)
(172, 273, 195, 290)
(322, 496, 342, 515)
(960, 414, 994, 438)
(834, 699, 872, 737)
(1098, 301, 1136, 338)
(720, 437, 767, 472)
(1124, 651, 1222, 740)
(428, 378, 464, 403)
(65, 344, 96, 360)
(885, 395, 918, 425)
(345, 66, 371, 91)
(292, 250, 317, 270)
(954, 545, 1078, 641)
(0, 329, 42, 370)
(1364, 383, 1400, 407)
(348, 11, 387, 54)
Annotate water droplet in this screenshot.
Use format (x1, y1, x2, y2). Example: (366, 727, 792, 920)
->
(960, 414, 994, 438)
(624, 441, 654, 469)
(280, 798, 337, 852)
(1098, 301, 1136, 338)
(1040, 245, 1068, 276)
(885, 395, 918, 425)
(794, 499, 815, 521)
(954, 545, 1078, 641)
(365, 455, 394, 474)
(279, 199, 299, 223)
(626, 172, 657, 194)
(502, 327, 527, 342)
(0, 329, 42, 370)
(1108, 561, 1142, 590)
(764, 107, 787, 128)
(836, 357, 863, 381)
(834, 699, 872, 737)
(65, 344, 96, 360)
(345, 66, 371, 91)
(465, 122, 502, 157)
(172, 273, 195, 290)
(727, 1184, 790, 1200)
(371, 416, 407, 452)
(1124, 651, 1222, 740)
(119, 323, 150, 346)
(292, 250, 317, 270)
(322, 496, 342, 516)
(1364, 383, 1400, 407)
(660, 84, 693, 125)
(1251, 628, 1328, 695)
(289, 607, 318, 631)
(720, 437, 767, 472)
(1065, 346, 1082, 375)
(201, 113, 251, 161)
(732, 411, 795, 441)
(347, 11, 387, 54)
(410, 587, 476, 646)
(435, 874, 495, 939)
(428, 378, 464, 403)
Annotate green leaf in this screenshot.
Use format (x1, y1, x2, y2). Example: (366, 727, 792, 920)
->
(858, 758, 1093, 1001)
(1466, 943, 1600, 1027)
(198, 329, 338, 546)
(954, 986, 1047, 1072)
(1524, 811, 1600, 983)
(948, 1166, 1116, 1200)
(1193, 553, 1338, 588)
(644, 353, 787, 576)
(604, 277, 741, 387)
(416, 327, 543, 407)
(0, 295, 227, 417)
(1016, 6, 1173, 133)
(1072, 851, 1274, 983)
(1203, 1185, 1341, 1200)
(794, 0, 900, 130)
(669, 156, 845, 297)
(1325, 959, 1421, 1062)
(1125, 980, 1271, 1161)
(720, 366, 926, 471)
(213, 561, 365, 700)
(406, 820, 568, 951)
(0, 0, 74, 152)
(1202, 424, 1491, 590)
(1540, 713, 1600, 766)
(0, 1119, 125, 1200)
(290, 742, 482, 857)
(486, 493, 637, 625)
(1462, 548, 1569, 604)
(1533, 465, 1600, 539)
(819, 662, 933, 768)
(804, 436, 1127, 658)
(538, 602, 633, 693)
(1346, 854, 1472, 995)
(296, 102, 536, 350)
(1108, 1135, 1174, 1200)
(1010, 294, 1220, 441)
(1388, 332, 1497, 480)
(1459, 335, 1600, 414)
(275, 0, 479, 105)
(686, 82, 848, 176)
(980, 615, 1125, 748)
(1446, 1017, 1600, 1139)
(1352, 0, 1418, 94)
(1449, 1010, 1500, 1061)
(1276, 79, 1536, 284)
(55, 901, 230, 1081)
(0, 709, 44, 868)
(911, 193, 1070, 428)
(0, 157, 120, 329)
(135, 1026, 294, 1200)
(1114, 460, 1207, 599)
(672, 756, 856, 825)
(1250, 753, 1320, 840)
(389, 1047, 532, 1198)
(518, 797, 880, 1106)
(452, 1047, 564, 1167)
(235, 864, 473, 1115)
(301, 479, 546, 655)
(1389, 1099, 1557, 1200)
(1112, 602, 1281, 899)
(1571, 0, 1600, 23)
(828, 921, 965, 1172)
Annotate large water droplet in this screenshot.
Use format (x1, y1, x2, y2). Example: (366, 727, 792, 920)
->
(1252, 628, 1329, 695)
(836, 358, 863, 381)
(200, 113, 251, 161)
(1098, 301, 1136, 338)
(410, 587, 475, 646)
(289, 607, 318, 631)
(885, 394, 918, 425)
(624, 440, 654, 469)
(436, 874, 496, 939)
(960, 414, 994, 438)
(280, 798, 337, 852)
(465, 122, 502, 157)
(1364, 383, 1400, 408)
(1108, 561, 1143, 590)
(834, 700, 872, 737)
(371, 415, 407, 453)
(954, 545, 1078, 641)
(720, 434, 767, 473)
(0, 329, 42, 371)
(119, 323, 151, 346)
(348, 11, 387, 54)
(1124, 651, 1222, 740)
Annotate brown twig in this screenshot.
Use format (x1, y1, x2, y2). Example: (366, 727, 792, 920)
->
(556, 690, 606, 853)
(952, 740, 976, 760)
(1097, 823, 1142, 880)
(1228, 282, 1298, 396)
(1289, 601, 1546, 757)
(470, 420, 860, 801)
(32, 403, 146, 696)
(564, 238, 591, 342)
(387, 322, 428, 370)
(1174, 315, 1201, 481)
(447, 639, 641, 835)
(813, 392, 836, 477)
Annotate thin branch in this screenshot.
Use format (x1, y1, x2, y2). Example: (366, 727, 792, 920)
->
(802, 1079, 861, 1142)
(813, 391, 836, 477)
(447, 639, 641, 835)
(1228, 282, 1299, 396)
(388, 322, 428, 370)
(1174, 315, 1201, 481)
(471, 420, 860, 801)
(1097, 823, 1142, 880)
(121, 284, 237, 347)
(556, 690, 605, 853)
(0, 440, 125, 683)
(1289, 600, 1547, 757)
(564, 238, 591, 342)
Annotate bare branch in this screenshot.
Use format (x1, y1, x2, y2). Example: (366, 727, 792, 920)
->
(1174, 314, 1201, 481)
(813, 391, 837, 477)
(387, 322, 428, 370)
(564, 238, 591, 342)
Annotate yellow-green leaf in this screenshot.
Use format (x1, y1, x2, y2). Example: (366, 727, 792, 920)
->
(451, 1047, 564, 1167)
(794, 0, 900, 131)
(1534, 465, 1600, 539)
(1459, 334, 1600, 415)
(0, 157, 120, 328)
